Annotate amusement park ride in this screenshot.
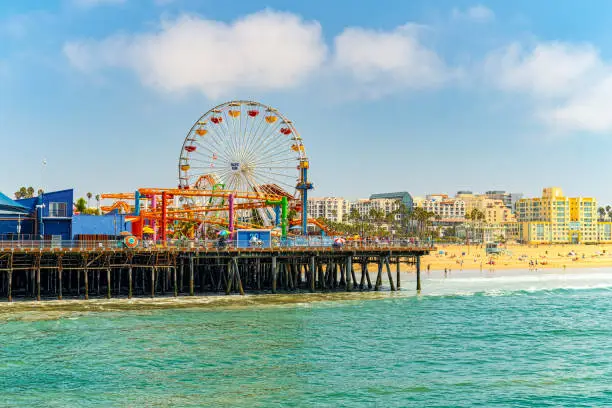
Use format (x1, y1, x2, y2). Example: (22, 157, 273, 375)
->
(101, 100, 332, 244)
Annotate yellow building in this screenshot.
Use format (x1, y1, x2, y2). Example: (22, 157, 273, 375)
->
(569, 197, 597, 243)
(515, 187, 599, 244)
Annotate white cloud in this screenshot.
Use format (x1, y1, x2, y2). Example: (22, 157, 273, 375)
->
(486, 41, 612, 133)
(63, 11, 327, 98)
(452, 5, 495, 23)
(485, 42, 601, 97)
(73, 0, 126, 7)
(545, 76, 612, 133)
(64, 11, 454, 100)
(332, 23, 450, 96)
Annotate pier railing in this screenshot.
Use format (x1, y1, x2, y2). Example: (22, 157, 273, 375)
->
(0, 237, 434, 251)
(0, 239, 122, 250)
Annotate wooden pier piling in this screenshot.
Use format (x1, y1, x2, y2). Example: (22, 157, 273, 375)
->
(36, 264, 41, 301)
(385, 257, 396, 292)
(128, 266, 133, 299)
(272, 256, 277, 294)
(346, 256, 353, 292)
(375, 259, 382, 291)
(173, 265, 178, 297)
(58, 256, 63, 301)
(7, 270, 12, 302)
(189, 256, 194, 296)
(416, 255, 422, 292)
(151, 268, 155, 298)
(106, 268, 111, 299)
(309, 256, 315, 292)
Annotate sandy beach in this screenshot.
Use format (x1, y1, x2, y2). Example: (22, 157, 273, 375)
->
(421, 243, 612, 271)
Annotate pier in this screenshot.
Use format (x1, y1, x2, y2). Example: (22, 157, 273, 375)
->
(0, 245, 430, 301)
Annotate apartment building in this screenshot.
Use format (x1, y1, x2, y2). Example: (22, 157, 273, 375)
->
(307, 197, 349, 223)
(515, 187, 598, 244)
(350, 198, 401, 220)
(415, 194, 466, 221)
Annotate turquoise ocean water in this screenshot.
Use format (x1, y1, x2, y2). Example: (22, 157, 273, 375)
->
(2, 269, 612, 407)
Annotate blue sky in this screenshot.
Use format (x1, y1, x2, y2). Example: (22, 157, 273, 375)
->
(2, 0, 612, 203)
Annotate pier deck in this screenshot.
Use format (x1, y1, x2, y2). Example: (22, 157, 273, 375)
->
(0, 246, 430, 301)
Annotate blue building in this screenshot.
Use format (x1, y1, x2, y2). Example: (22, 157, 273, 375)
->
(0, 192, 31, 239)
(13, 189, 74, 239)
(72, 214, 131, 238)
(0, 189, 131, 240)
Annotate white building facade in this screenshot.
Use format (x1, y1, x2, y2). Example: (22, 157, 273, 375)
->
(350, 198, 402, 221)
(416, 194, 466, 221)
(307, 197, 349, 223)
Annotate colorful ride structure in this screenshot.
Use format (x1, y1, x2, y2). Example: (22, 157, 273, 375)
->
(101, 101, 323, 242)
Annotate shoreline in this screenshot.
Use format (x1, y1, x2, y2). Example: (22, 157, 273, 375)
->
(2, 265, 612, 320)
(0, 291, 405, 321)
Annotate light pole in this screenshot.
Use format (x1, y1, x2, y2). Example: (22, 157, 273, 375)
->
(41, 158, 47, 192)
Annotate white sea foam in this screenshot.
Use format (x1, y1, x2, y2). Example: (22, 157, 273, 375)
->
(419, 268, 612, 298)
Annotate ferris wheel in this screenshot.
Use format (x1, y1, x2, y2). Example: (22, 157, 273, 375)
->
(178, 100, 308, 226)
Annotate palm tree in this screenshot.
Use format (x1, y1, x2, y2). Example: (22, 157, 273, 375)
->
(599, 207, 607, 222)
(385, 211, 397, 228)
(95, 194, 101, 210)
(465, 208, 485, 243)
(86, 192, 92, 208)
(75, 198, 87, 213)
(395, 203, 410, 235)
(349, 209, 361, 236)
(411, 207, 433, 238)
(471, 208, 486, 242)
(348, 208, 365, 237)
(606, 205, 612, 221)
(425, 211, 436, 238)
(368, 208, 386, 233)
(404, 209, 418, 236)
(14, 186, 38, 199)
(411, 208, 424, 237)
(37, 189, 44, 196)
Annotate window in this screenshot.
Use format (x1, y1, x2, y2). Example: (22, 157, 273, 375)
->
(49, 202, 67, 218)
